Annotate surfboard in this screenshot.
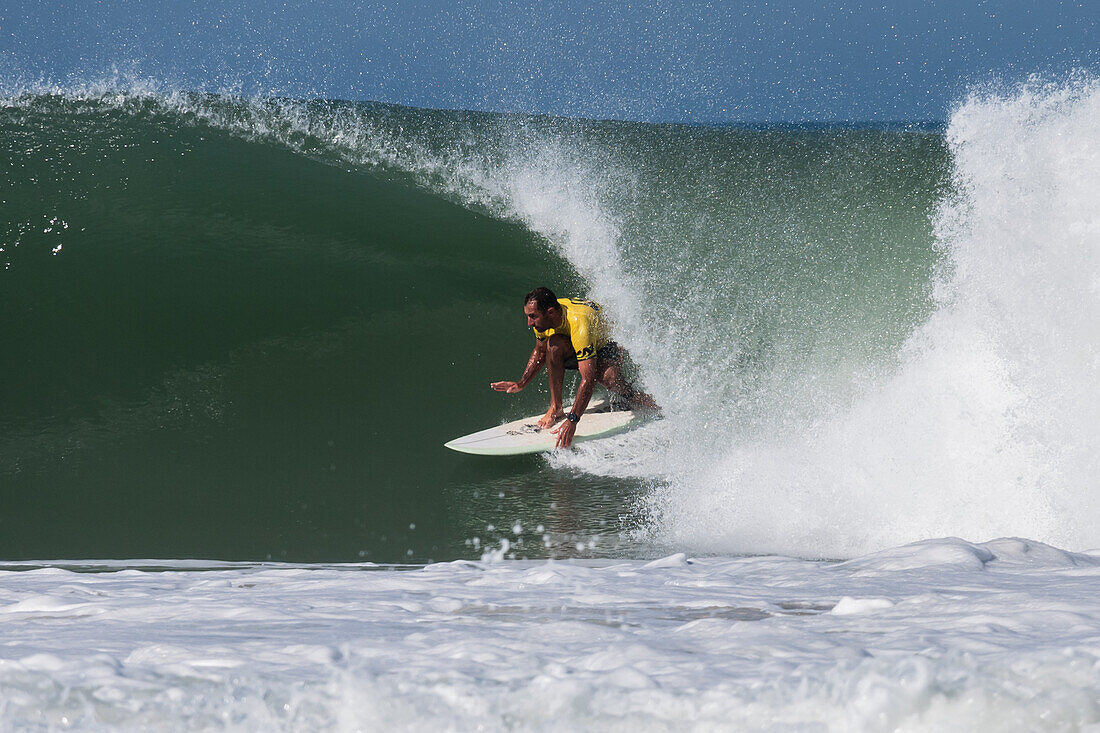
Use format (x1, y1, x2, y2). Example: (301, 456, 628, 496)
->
(444, 399, 637, 456)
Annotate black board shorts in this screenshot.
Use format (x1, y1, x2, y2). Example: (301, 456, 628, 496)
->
(564, 341, 622, 370)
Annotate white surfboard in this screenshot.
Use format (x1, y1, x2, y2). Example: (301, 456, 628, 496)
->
(444, 399, 637, 456)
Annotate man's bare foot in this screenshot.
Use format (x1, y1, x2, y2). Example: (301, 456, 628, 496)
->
(538, 409, 567, 429)
(630, 394, 660, 414)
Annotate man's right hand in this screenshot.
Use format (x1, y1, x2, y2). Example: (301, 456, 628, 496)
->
(490, 381, 523, 393)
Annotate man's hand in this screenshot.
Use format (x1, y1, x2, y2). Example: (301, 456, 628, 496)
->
(552, 418, 577, 449)
(490, 381, 523, 393)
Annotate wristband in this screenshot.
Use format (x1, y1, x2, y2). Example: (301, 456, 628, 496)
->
(566, 412, 579, 423)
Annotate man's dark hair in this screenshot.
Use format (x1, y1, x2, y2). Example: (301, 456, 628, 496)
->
(524, 287, 559, 312)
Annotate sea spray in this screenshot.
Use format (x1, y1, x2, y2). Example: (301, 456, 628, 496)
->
(640, 78, 1100, 557)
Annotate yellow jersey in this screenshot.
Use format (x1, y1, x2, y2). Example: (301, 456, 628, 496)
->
(533, 298, 610, 362)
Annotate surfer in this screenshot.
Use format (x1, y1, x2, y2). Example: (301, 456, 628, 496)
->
(491, 287, 656, 448)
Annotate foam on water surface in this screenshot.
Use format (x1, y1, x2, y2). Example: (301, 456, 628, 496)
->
(2, 537, 1100, 731)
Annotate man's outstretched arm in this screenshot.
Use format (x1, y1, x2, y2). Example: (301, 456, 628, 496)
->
(553, 357, 597, 448)
(490, 340, 547, 393)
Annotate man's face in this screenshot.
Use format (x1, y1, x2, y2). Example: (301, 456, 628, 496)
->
(525, 301, 558, 331)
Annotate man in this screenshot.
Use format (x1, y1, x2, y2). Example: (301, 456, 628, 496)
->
(490, 287, 656, 448)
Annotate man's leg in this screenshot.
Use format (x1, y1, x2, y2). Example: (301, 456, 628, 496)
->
(596, 347, 658, 410)
(539, 334, 574, 427)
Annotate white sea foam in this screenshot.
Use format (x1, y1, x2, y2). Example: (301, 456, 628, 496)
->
(1, 537, 1099, 730)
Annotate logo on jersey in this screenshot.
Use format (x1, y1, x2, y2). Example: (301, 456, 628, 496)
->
(569, 298, 601, 311)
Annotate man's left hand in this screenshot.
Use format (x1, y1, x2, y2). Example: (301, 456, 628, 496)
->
(552, 418, 577, 449)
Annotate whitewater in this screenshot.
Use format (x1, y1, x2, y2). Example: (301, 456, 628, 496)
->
(1, 73, 1099, 729)
(3, 539, 1100, 730)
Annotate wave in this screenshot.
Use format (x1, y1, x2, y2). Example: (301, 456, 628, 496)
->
(2, 74, 1094, 560)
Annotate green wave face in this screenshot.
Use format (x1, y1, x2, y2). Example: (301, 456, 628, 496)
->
(0, 91, 949, 561)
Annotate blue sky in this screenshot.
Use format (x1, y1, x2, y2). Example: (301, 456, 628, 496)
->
(2, 0, 1096, 122)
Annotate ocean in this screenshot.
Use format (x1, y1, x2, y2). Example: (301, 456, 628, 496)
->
(1, 77, 1099, 729)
